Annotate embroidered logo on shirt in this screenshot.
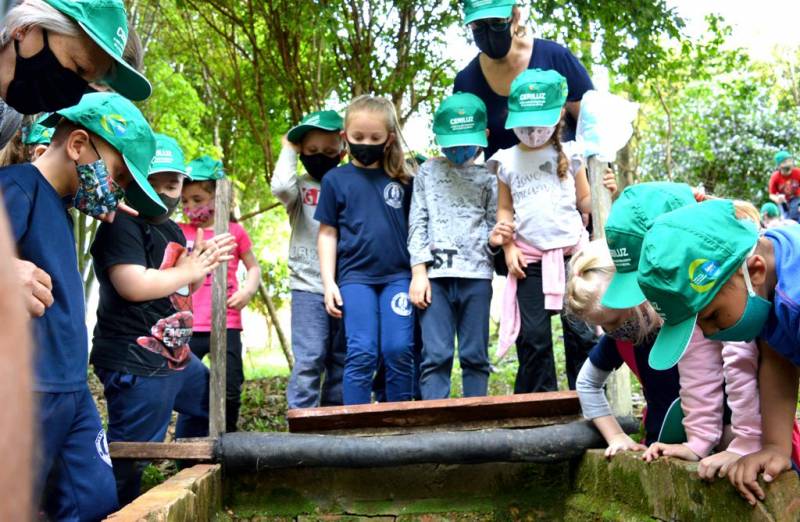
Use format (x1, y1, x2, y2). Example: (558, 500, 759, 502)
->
(384, 182, 404, 209)
(390, 291, 413, 317)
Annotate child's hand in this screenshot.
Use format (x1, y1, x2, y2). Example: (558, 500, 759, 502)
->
(503, 243, 528, 279)
(282, 134, 300, 154)
(642, 442, 699, 463)
(602, 167, 617, 195)
(178, 229, 236, 282)
(727, 446, 791, 505)
(324, 283, 343, 318)
(409, 272, 431, 310)
(605, 433, 647, 459)
(227, 288, 255, 311)
(489, 221, 515, 247)
(698, 451, 740, 481)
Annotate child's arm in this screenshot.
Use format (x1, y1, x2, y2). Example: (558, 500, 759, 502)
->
(227, 249, 261, 311)
(270, 136, 302, 209)
(575, 166, 617, 215)
(497, 180, 526, 278)
(407, 169, 432, 309)
(719, 341, 762, 456)
(318, 224, 342, 318)
(728, 341, 798, 505)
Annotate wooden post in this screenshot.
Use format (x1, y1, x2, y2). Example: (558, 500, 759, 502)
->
(209, 179, 231, 437)
(587, 157, 633, 417)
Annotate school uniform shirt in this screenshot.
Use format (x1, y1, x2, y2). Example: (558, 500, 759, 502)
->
(454, 38, 594, 158)
(178, 222, 252, 331)
(768, 168, 800, 202)
(271, 147, 326, 294)
(407, 157, 496, 279)
(588, 334, 680, 445)
(314, 162, 412, 286)
(488, 142, 584, 251)
(91, 213, 193, 376)
(0, 163, 87, 392)
(762, 225, 800, 365)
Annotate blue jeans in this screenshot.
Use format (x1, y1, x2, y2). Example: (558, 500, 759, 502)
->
(287, 290, 346, 409)
(419, 278, 492, 399)
(340, 280, 415, 404)
(190, 329, 244, 431)
(94, 354, 209, 505)
(36, 387, 119, 522)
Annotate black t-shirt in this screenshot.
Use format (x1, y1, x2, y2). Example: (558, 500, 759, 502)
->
(90, 212, 193, 376)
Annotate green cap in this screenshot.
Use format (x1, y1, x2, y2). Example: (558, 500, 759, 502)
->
(186, 155, 225, 181)
(44, 0, 151, 101)
(149, 134, 187, 178)
(657, 398, 687, 444)
(462, 0, 515, 24)
(505, 69, 567, 129)
(41, 92, 163, 217)
(775, 150, 792, 166)
(637, 199, 759, 370)
(433, 92, 488, 148)
(602, 182, 696, 310)
(287, 110, 344, 144)
(761, 202, 780, 218)
(22, 117, 54, 146)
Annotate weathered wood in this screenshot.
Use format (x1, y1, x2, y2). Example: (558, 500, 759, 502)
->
(287, 391, 580, 433)
(210, 179, 231, 437)
(587, 156, 633, 417)
(108, 440, 215, 460)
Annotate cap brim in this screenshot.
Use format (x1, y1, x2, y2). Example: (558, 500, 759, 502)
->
(77, 21, 152, 102)
(648, 314, 696, 370)
(436, 131, 488, 148)
(657, 397, 686, 444)
(287, 123, 341, 144)
(505, 107, 562, 129)
(601, 271, 647, 309)
(124, 157, 167, 218)
(149, 167, 189, 179)
(464, 5, 514, 24)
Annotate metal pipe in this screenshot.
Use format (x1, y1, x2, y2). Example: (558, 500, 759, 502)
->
(217, 418, 639, 473)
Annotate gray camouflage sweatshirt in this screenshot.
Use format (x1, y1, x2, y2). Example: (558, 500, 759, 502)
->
(408, 157, 496, 279)
(270, 147, 325, 294)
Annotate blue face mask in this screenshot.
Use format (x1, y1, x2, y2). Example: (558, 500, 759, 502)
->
(443, 146, 479, 166)
(708, 258, 771, 342)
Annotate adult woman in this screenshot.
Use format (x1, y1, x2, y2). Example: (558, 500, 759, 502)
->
(454, 0, 594, 158)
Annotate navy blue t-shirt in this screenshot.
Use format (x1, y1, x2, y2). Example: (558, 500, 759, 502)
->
(454, 38, 594, 159)
(589, 334, 680, 445)
(314, 163, 412, 285)
(0, 163, 87, 392)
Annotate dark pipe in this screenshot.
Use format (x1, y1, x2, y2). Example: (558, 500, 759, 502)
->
(217, 418, 638, 473)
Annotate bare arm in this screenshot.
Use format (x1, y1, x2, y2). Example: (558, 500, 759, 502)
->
(227, 249, 261, 311)
(566, 100, 581, 123)
(318, 223, 342, 318)
(575, 166, 592, 215)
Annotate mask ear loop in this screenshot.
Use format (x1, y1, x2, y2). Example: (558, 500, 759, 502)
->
(742, 243, 758, 298)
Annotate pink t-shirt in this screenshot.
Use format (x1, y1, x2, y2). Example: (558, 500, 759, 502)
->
(178, 221, 253, 332)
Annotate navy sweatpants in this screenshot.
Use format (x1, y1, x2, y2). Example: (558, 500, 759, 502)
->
(36, 387, 119, 522)
(95, 354, 209, 505)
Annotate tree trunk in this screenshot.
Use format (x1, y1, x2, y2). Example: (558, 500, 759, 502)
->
(258, 281, 293, 370)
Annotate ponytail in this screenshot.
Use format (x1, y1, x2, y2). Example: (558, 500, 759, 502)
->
(547, 118, 568, 180)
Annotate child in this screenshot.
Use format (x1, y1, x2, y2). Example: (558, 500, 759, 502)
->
(22, 117, 53, 161)
(768, 150, 800, 220)
(0, 92, 164, 520)
(91, 134, 235, 504)
(760, 201, 797, 228)
(635, 199, 800, 504)
(489, 68, 616, 393)
(315, 95, 416, 405)
(272, 110, 347, 409)
(180, 156, 261, 432)
(408, 92, 497, 399)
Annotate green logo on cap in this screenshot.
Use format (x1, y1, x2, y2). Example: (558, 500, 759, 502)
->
(101, 114, 127, 137)
(689, 259, 721, 293)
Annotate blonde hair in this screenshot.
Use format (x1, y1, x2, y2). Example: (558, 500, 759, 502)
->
(566, 240, 662, 345)
(733, 200, 760, 227)
(547, 118, 568, 180)
(1, 0, 80, 46)
(344, 95, 413, 184)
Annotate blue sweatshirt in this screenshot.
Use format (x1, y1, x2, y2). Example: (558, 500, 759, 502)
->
(762, 226, 800, 365)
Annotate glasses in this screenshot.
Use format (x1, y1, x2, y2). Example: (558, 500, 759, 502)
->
(469, 17, 512, 33)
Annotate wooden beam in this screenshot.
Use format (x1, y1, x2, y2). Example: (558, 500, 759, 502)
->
(287, 391, 580, 433)
(210, 179, 231, 437)
(109, 440, 215, 460)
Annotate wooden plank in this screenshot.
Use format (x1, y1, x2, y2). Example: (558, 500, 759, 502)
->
(109, 440, 215, 460)
(209, 179, 231, 437)
(287, 391, 580, 433)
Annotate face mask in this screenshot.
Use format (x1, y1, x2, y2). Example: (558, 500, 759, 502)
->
(781, 166, 793, 174)
(185, 204, 214, 227)
(300, 153, 340, 181)
(148, 194, 181, 225)
(514, 126, 557, 148)
(442, 146, 480, 166)
(73, 159, 124, 219)
(5, 30, 88, 114)
(471, 20, 513, 60)
(708, 257, 771, 342)
(348, 141, 386, 167)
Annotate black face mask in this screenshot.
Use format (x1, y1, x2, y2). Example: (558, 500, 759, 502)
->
(471, 22, 513, 60)
(348, 141, 386, 167)
(5, 30, 89, 115)
(300, 153, 340, 181)
(147, 193, 181, 225)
